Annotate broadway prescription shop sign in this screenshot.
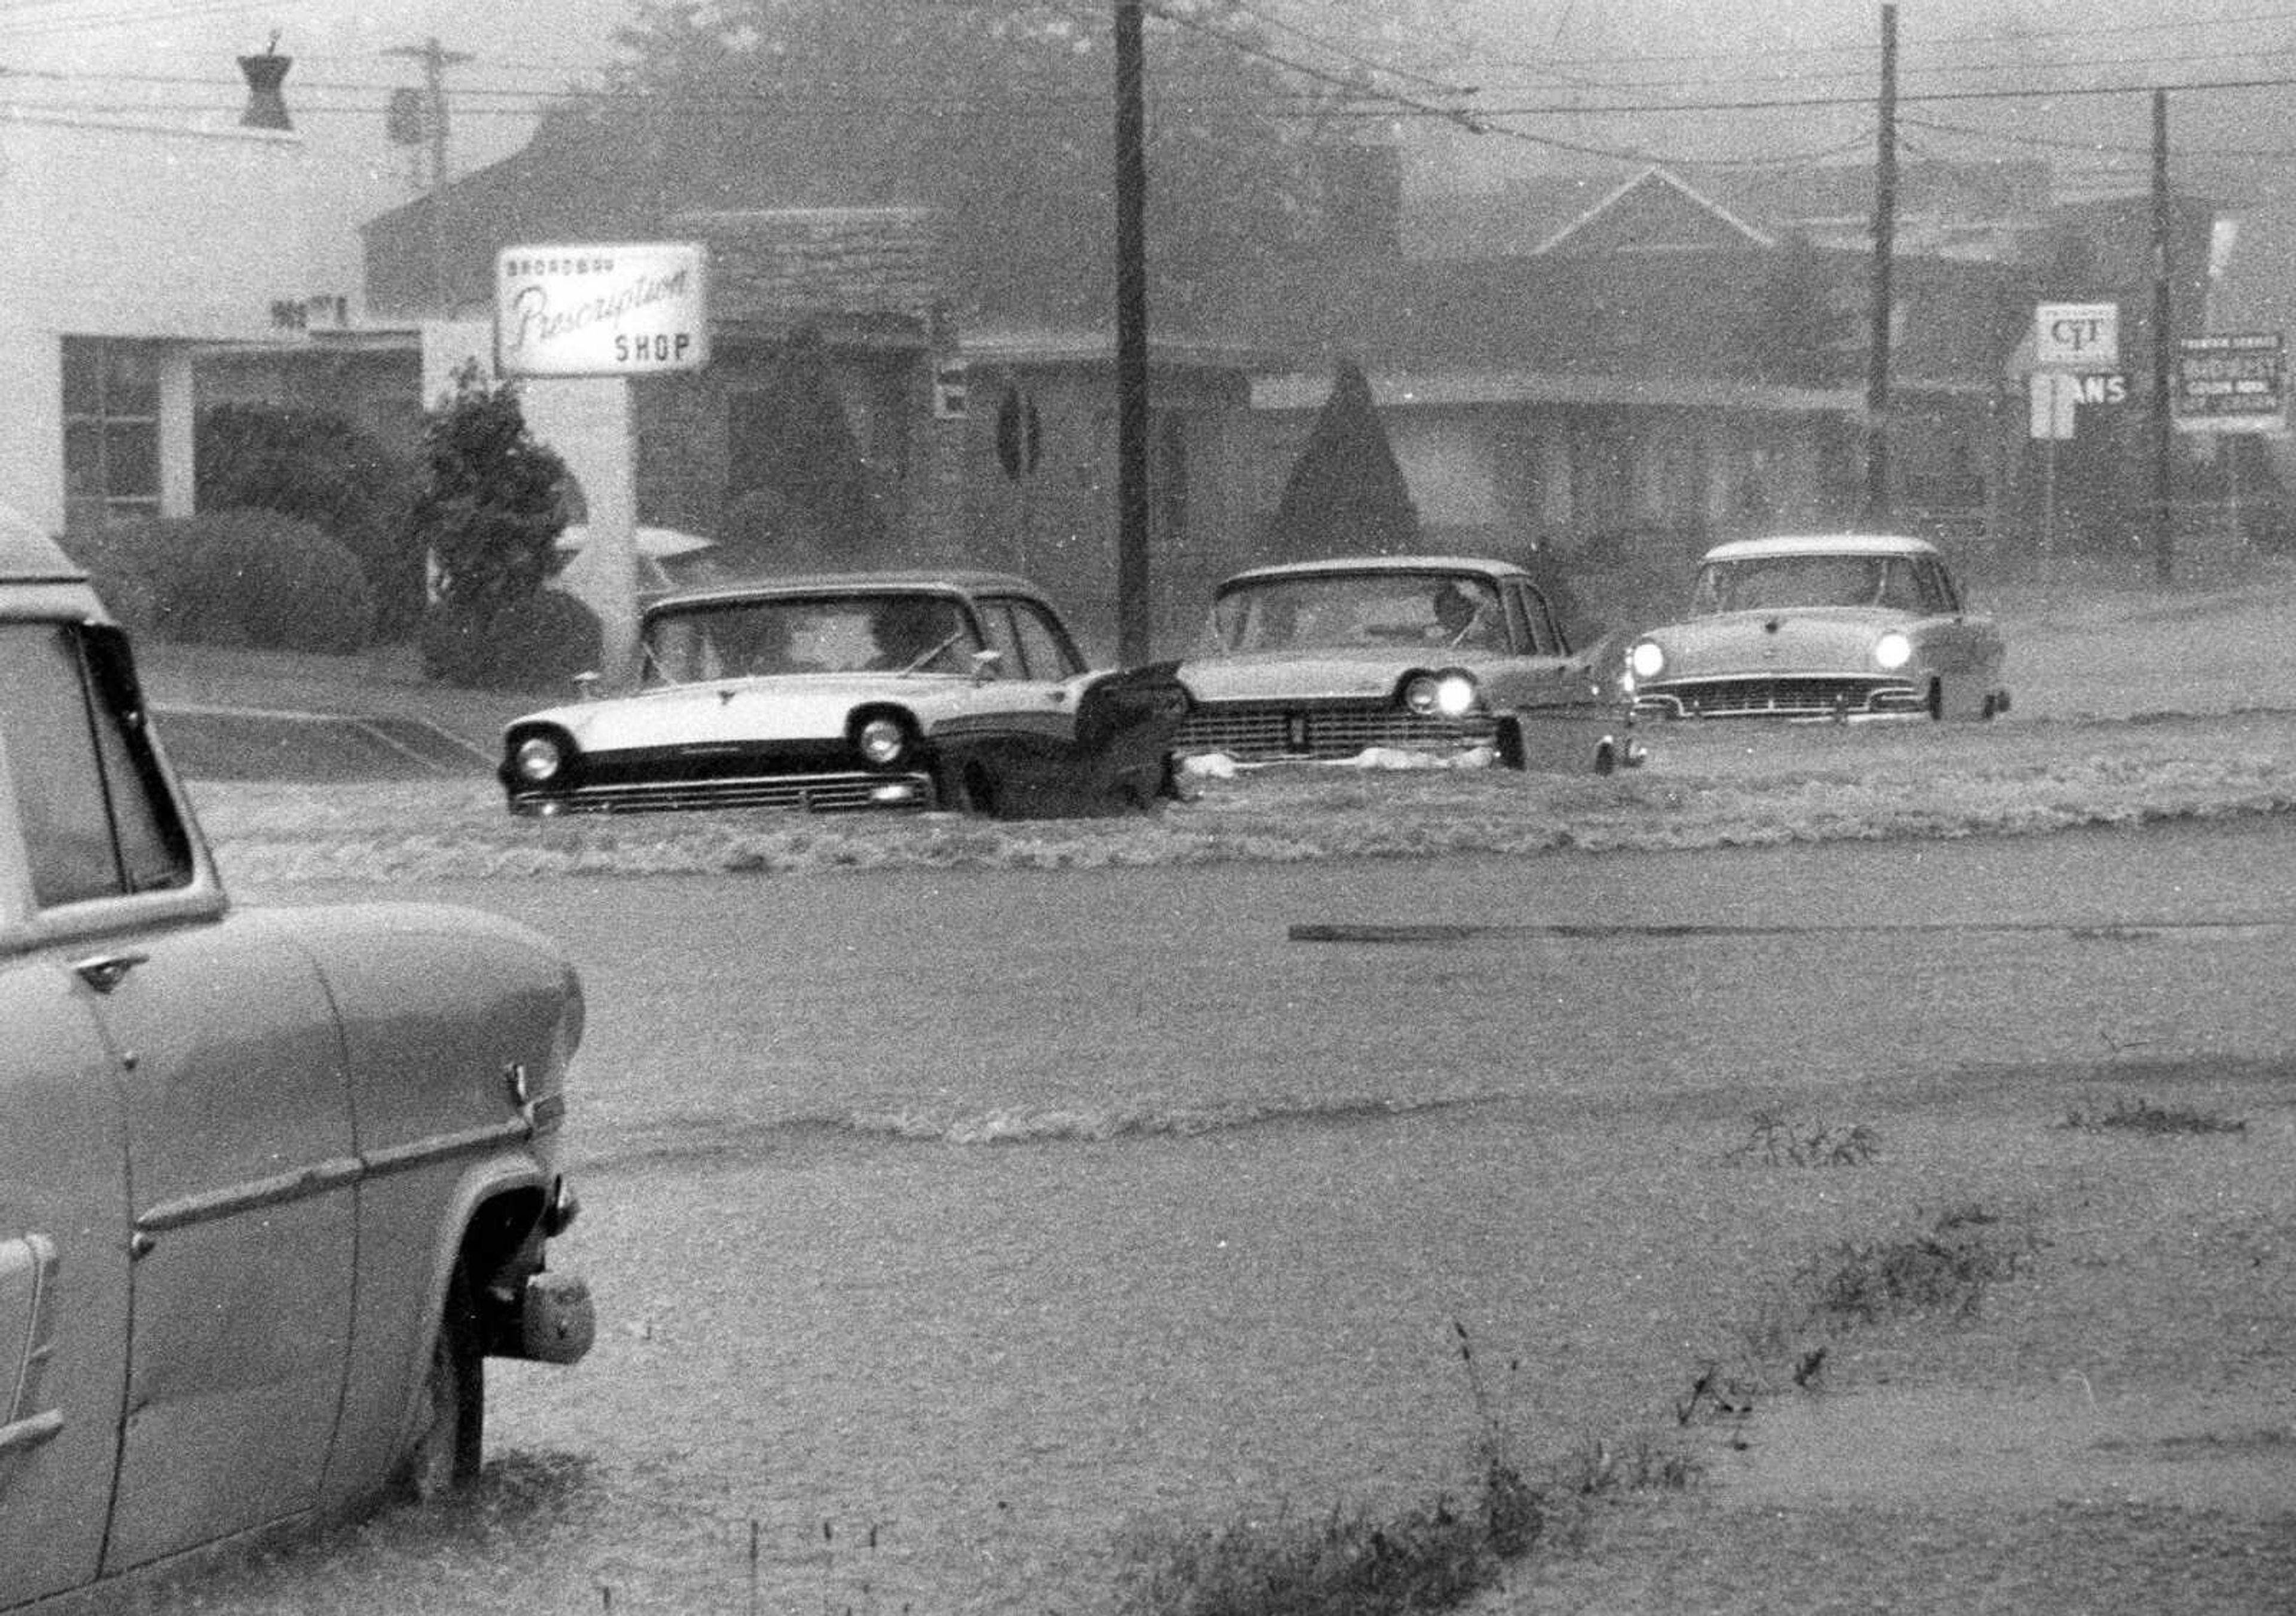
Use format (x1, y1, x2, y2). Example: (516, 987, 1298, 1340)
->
(494, 242, 710, 377)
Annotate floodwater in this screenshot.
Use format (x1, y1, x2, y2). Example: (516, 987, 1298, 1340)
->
(145, 824, 2296, 1613)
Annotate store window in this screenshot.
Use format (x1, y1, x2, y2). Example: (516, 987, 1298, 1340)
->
(62, 338, 163, 530)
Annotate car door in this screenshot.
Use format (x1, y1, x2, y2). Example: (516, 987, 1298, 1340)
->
(1498, 580, 1585, 710)
(975, 594, 1087, 744)
(0, 966, 130, 1605)
(0, 621, 141, 1603)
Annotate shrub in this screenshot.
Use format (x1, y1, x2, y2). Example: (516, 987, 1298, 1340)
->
(172, 510, 374, 653)
(196, 403, 423, 639)
(422, 589, 601, 691)
(63, 511, 372, 651)
(60, 517, 206, 632)
(411, 362, 569, 632)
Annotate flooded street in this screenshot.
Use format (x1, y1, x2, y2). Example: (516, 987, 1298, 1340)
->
(158, 822, 2296, 1613)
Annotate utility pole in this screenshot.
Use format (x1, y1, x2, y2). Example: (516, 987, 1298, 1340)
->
(2150, 87, 2176, 587)
(388, 36, 472, 311)
(1864, 2, 1898, 527)
(1113, 0, 1153, 668)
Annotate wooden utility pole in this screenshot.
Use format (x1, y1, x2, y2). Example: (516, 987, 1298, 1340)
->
(1864, 3, 1898, 527)
(1113, 0, 1153, 667)
(2150, 87, 2176, 586)
(388, 36, 472, 311)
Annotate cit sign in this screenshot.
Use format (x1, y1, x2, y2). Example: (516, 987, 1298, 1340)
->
(496, 242, 710, 377)
(2034, 303, 2119, 370)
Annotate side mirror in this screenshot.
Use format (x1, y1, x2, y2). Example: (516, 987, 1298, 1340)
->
(572, 670, 602, 701)
(969, 648, 1003, 684)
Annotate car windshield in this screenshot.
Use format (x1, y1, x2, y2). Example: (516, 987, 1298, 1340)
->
(639, 592, 982, 684)
(1203, 572, 1504, 654)
(1691, 554, 1932, 615)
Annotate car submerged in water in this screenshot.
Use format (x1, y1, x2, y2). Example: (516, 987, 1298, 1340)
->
(0, 517, 593, 1610)
(1173, 555, 1642, 775)
(500, 571, 1190, 819)
(1626, 534, 2011, 722)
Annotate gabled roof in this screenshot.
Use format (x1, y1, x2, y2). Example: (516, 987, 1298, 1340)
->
(1534, 166, 1776, 255)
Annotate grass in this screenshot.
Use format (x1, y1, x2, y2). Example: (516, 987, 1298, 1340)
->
(1122, 1196, 2044, 1616)
(2060, 1094, 2250, 1135)
(1725, 1110, 1882, 1167)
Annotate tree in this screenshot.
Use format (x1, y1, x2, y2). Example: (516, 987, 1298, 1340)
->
(412, 362, 572, 682)
(575, 0, 1463, 325)
(1261, 358, 1418, 561)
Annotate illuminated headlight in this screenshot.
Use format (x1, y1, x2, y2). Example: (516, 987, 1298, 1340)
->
(1404, 672, 1479, 718)
(1873, 630, 1913, 672)
(856, 716, 909, 766)
(1629, 639, 1666, 681)
(512, 734, 565, 783)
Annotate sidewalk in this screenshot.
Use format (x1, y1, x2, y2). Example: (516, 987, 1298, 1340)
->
(138, 640, 543, 781)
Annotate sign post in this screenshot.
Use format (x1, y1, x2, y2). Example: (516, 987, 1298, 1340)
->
(2028, 303, 2123, 556)
(494, 242, 709, 687)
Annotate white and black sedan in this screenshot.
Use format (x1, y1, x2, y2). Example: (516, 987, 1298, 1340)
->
(1626, 534, 2011, 722)
(500, 571, 1189, 819)
(1174, 555, 1642, 775)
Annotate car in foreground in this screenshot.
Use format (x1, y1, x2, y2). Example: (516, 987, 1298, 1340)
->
(1626, 533, 2010, 722)
(500, 571, 1189, 819)
(0, 519, 592, 1610)
(1173, 555, 1642, 775)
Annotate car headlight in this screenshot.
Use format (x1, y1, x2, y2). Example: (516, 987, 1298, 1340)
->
(1629, 639, 1666, 681)
(1873, 630, 1913, 672)
(856, 715, 909, 766)
(512, 734, 566, 783)
(1403, 672, 1479, 718)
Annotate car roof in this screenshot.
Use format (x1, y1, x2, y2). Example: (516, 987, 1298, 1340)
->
(0, 509, 86, 586)
(1216, 554, 1529, 588)
(1701, 533, 1944, 563)
(647, 569, 1054, 611)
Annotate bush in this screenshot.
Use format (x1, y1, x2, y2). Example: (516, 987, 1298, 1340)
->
(422, 589, 602, 691)
(172, 511, 374, 653)
(60, 517, 206, 632)
(62, 511, 373, 652)
(196, 403, 423, 639)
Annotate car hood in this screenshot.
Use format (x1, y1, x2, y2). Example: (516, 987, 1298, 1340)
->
(511, 673, 985, 752)
(1639, 608, 1912, 675)
(1178, 645, 1523, 700)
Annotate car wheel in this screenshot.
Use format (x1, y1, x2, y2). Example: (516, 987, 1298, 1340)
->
(396, 1263, 484, 1502)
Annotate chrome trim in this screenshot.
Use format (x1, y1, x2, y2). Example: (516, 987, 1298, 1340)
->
(0, 1409, 63, 1458)
(135, 1119, 536, 1236)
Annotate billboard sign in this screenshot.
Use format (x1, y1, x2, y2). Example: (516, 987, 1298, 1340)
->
(2034, 302, 2119, 370)
(495, 242, 709, 377)
(2174, 333, 2285, 433)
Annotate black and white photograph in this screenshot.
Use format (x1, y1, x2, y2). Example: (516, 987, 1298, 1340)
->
(1, 0, 2293, 1610)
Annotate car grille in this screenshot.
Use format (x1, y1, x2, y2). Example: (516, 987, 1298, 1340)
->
(1635, 678, 1921, 719)
(1177, 702, 1497, 761)
(511, 770, 936, 816)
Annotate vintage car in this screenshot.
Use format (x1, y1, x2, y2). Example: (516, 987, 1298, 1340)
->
(0, 521, 593, 1609)
(1173, 555, 1643, 774)
(1626, 534, 2011, 722)
(500, 571, 1190, 819)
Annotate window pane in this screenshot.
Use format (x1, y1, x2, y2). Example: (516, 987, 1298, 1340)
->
(60, 338, 100, 418)
(104, 422, 159, 499)
(1000, 600, 1082, 680)
(0, 624, 125, 906)
(102, 344, 160, 418)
